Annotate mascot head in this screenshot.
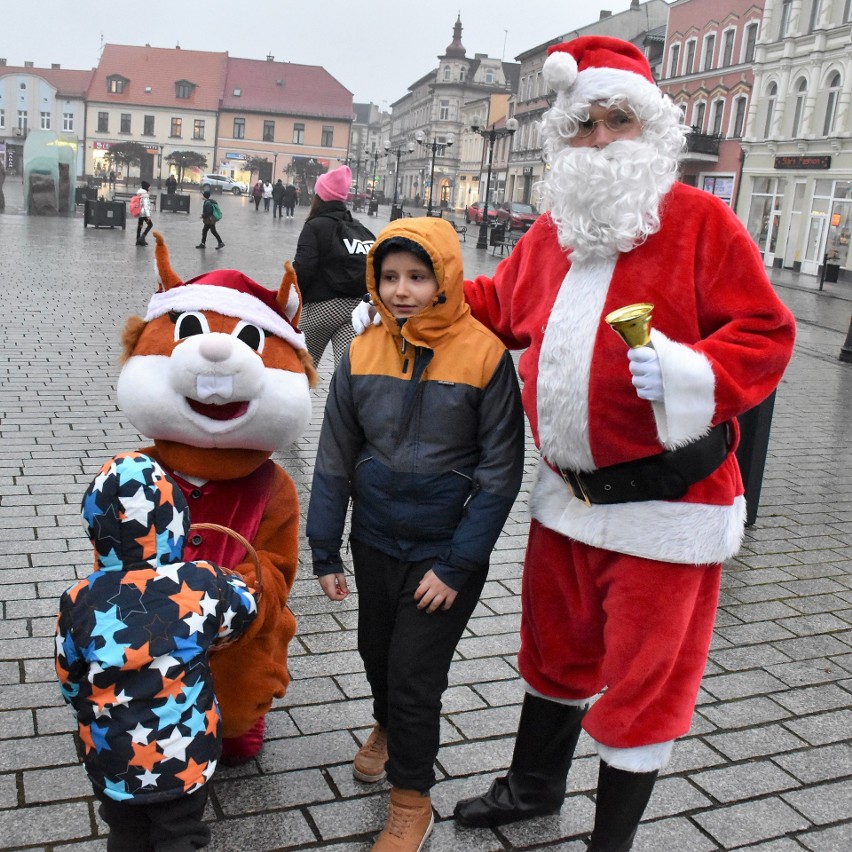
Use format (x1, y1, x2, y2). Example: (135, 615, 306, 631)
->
(117, 233, 317, 480)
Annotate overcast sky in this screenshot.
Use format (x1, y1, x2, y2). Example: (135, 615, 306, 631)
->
(1, 0, 643, 107)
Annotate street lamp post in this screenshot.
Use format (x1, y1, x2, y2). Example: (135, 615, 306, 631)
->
(415, 130, 455, 217)
(368, 150, 380, 215)
(384, 140, 416, 214)
(471, 117, 519, 249)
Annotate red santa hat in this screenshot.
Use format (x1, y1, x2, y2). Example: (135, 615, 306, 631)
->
(315, 165, 351, 202)
(543, 35, 661, 111)
(144, 268, 306, 352)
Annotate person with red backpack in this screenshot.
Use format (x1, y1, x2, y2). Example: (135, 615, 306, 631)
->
(132, 181, 153, 246)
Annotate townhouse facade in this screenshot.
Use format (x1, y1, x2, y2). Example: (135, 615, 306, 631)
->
(0, 60, 91, 176)
(658, 0, 765, 207)
(739, 0, 852, 280)
(386, 16, 520, 210)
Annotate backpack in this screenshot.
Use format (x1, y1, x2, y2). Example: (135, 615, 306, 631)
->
(129, 194, 142, 217)
(319, 214, 376, 297)
(209, 200, 222, 222)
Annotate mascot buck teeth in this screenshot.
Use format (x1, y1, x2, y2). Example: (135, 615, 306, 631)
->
(117, 232, 317, 763)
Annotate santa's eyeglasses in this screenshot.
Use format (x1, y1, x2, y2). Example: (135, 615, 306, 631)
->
(574, 109, 640, 138)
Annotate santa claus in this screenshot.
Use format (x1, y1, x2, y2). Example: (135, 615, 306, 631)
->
(449, 35, 797, 851)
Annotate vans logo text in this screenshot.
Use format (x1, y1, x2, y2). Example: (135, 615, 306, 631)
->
(344, 239, 375, 255)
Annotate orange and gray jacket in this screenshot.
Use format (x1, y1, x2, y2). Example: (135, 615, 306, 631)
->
(307, 217, 524, 589)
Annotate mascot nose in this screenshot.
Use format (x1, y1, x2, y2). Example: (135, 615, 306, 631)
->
(199, 334, 233, 363)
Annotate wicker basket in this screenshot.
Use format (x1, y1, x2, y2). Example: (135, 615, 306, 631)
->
(189, 522, 263, 651)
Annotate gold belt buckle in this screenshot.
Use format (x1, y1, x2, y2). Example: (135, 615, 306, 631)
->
(561, 468, 592, 508)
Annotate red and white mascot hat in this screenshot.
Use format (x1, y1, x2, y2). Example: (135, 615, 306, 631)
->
(145, 268, 307, 353)
(542, 35, 661, 110)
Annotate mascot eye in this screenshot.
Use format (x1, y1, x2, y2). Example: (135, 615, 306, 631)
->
(233, 321, 265, 353)
(174, 312, 210, 341)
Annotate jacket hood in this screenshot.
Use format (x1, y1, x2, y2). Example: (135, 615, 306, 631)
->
(366, 217, 469, 347)
(81, 452, 190, 572)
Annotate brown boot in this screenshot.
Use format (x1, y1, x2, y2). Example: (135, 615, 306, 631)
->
(353, 723, 388, 782)
(372, 788, 434, 852)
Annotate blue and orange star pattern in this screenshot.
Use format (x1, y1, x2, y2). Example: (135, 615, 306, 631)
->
(55, 452, 257, 803)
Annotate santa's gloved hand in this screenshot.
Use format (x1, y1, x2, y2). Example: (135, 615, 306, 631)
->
(627, 346, 664, 401)
(351, 299, 381, 335)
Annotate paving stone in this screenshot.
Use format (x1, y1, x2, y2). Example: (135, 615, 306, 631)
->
(704, 723, 807, 761)
(693, 797, 811, 847)
(0, 801, 93, 847)
(798, 823, 852, 851)
(782, 779, 852, 826)
(774, 742, 852, 784)
(783, 709, 852, 746)
(211, 768, 334, 816)
(699, 695, 791, 729)
(206, 807, 316, 850)
(632, 817, 720, 851)
(689, 759, 800, 803)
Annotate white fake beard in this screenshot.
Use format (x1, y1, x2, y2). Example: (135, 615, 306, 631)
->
(540, 137, 679, 263)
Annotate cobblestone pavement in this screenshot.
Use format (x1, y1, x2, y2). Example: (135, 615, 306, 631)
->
(0, 183, 850, 851)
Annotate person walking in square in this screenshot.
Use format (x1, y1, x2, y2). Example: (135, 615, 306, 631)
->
(54, 451, 257, 851)
(283, 182, 298, 218)
(272, 179, 285, 218)
(252, 179, 263, 210)
(262, 180, 273, 212)
(307, 217, 524, 851)
(134, 181, 153, 246)
(197, 190, 224, 250)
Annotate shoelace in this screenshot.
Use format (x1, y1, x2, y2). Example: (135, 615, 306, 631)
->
(365, 731, 387, 755)
(386, 803, 418, 838)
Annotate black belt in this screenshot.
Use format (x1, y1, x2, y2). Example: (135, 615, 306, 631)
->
(546, 423, 731, 505)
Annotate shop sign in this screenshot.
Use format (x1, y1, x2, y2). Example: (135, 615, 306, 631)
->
(774, 155, 831, 170)
(522, 167, 534, 175)
(225, 152, 248, 160)
(93, 140, 113, 150)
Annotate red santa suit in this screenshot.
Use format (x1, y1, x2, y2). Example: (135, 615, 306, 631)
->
(465, 181, 795, 766)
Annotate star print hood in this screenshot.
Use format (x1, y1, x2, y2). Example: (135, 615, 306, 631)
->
(55, 452, 257, 804)
(82, 452, 190, 572)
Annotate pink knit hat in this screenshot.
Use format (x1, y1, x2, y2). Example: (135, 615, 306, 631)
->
(315, 165, 351, 202)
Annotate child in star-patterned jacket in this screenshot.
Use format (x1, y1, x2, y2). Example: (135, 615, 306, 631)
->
(54, 451, 257, 851)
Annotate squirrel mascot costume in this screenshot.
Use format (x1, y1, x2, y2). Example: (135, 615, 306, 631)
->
(117, 232, 317, 763)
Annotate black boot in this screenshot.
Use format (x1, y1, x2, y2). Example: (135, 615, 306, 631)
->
(453, 693, 586, 827)
(587, 761, 658, 851)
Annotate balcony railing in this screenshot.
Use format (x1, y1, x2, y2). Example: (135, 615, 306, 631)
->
(685, 128, 722, 155)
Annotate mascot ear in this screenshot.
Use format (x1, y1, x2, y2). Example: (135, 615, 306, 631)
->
(278, 261, 303, 328)
(153, 232, 183, 292)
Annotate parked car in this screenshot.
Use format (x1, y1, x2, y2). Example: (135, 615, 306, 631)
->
(464, 201, 499, 225)
(200, 174, 247, 195)
(496, 202, 540, 232)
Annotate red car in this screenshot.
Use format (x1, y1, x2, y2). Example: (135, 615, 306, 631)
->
(464, 201, 499, 225)
(496, 202, 540, 232)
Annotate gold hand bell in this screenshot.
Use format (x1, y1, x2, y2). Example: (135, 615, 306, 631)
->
(604, 303, 654, 349)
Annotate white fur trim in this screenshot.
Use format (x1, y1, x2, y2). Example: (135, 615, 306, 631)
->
(538, 257, 616, 471)
(532, 462, 746, 564)
(569, 67, 661, 111)
(145, 284, 306, 351)
(596, 740, 674, 772)
(543, 51, 578, 92)
(523, 679, 593, 708)
(285, 284, 300, 322)
(649, 329, 716, 449)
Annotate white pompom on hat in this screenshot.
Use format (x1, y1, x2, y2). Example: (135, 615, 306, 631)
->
(543, 35, 660, 109)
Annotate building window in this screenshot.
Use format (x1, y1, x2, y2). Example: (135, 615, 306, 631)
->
(17, 110, 28, 133)
(732, 96, 747, 138)
(193, 119, 205, 140)
(143, 115, 155, 135)
(233, 118, 245, 139)
(175, 81, 193, 99)
(779, 0, 793, 37)
(439, 99, 450, 120)
(693, 101, 706, 132)
(702, 34, 716, 71)
(668, 43, 680, 77)
(321, 125, 333, 146)
(764, 83, 777, 138)
(743, 23, 759, 63)
(0, 109, 4, 128)
(808, 0, 821, 32)
(711, 100, 724, 135)
(823, 72, 841, 136)
(485, 70, 494, 84)
(97, 111, 108, 133)
(791, 78, 807, 137)
(63, 112, 73, 131)
(293, 123, 305, 144)
(107, 77, 125, 94)
(721, 29, 735, 66)
(845, 0, 851, 23)
(120, 113, 131, 133)
(40, 111, 51, 130)
(170, 117, 182, 138)
(459, 67, 466, 82)
(263, 120, 275, 142)
(684, 40, 696, 74)
(443, 66, 451, 80)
